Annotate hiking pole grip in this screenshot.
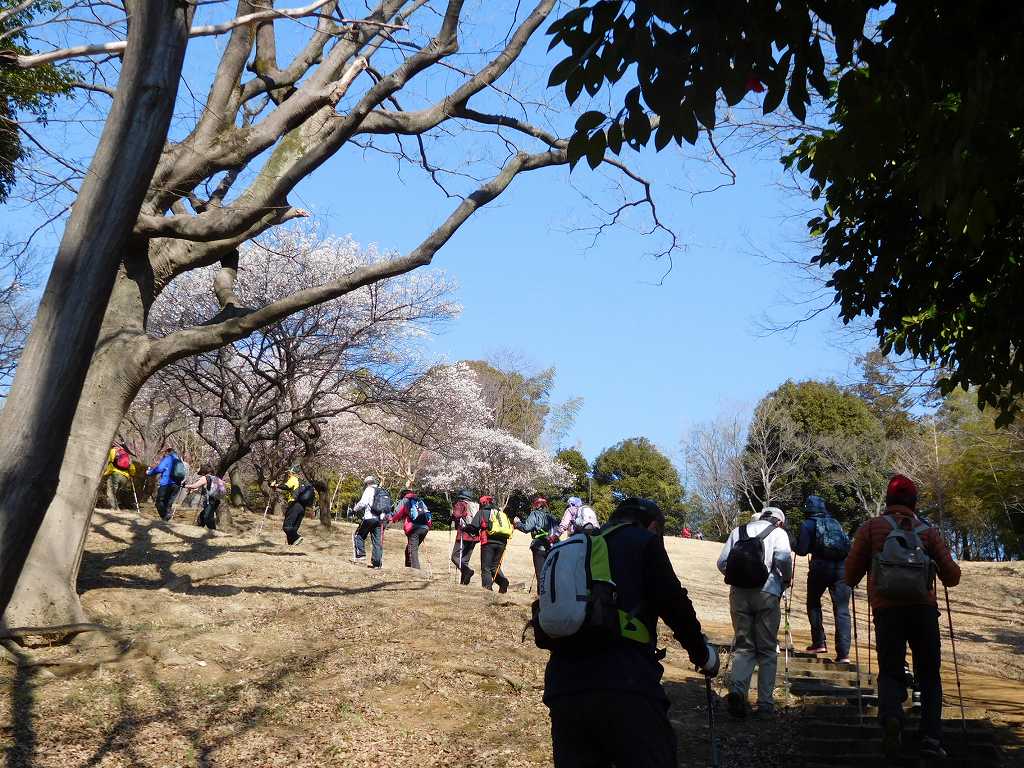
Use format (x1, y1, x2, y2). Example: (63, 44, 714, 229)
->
(944, 584, 967, 736)
(850, 586, 864, 721)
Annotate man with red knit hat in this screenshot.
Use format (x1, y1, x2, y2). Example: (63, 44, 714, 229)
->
(845, 474, 961, 761)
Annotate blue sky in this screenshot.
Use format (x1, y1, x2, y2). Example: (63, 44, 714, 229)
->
(296, 143, 866, 464)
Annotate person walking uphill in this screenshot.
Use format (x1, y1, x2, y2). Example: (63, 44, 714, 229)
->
(184, 468, 227, 531)
(845, 474, 961, 761)
(717, 506, 792, 718)
(353, 476, 392, 567)
(103, 444, 137, 511)
(536, 497, 720, 768)
(479, 496, 511, 592)
(794, 494, 852, 662)
(515, 496, 558, 583)
(556, 496, 599, 537)
(390, 490, 431, 569)
(450, 489, 481, 584)
(146, 447, 187, 521)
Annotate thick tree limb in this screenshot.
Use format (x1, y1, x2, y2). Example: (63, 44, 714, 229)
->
(0, 0, 408, 69)
(144, 146, 563, 371)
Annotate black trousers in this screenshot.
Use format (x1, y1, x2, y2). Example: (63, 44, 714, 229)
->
(531, 547, 548, 583)
(548, 692, 676, 768)
(450, 538, 476, 584)
(283, 501, 305, 544)
(155, 484, 181, 520)
(874, 605, 943, 741)
(196, 497, 220, 530)
(480, 539, 509, 592)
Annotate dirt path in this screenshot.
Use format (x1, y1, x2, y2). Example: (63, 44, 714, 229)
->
(1, 507, 1021, 767)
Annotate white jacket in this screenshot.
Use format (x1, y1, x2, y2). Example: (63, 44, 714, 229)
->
(716, 518, 793, 597)
(353, 484, 378, 520)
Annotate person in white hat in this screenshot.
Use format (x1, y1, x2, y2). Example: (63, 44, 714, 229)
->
(352, 476, 389, 567)
(716, 506, 792, 718)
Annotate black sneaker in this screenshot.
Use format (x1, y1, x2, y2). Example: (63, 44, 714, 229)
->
(919, 737, 948, 759)
(882, 717, 902, 761)
(292, 536, 303, 546)
(726, 692, 748, 719)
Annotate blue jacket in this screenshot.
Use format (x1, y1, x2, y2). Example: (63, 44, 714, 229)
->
(796, 513, 845, 579)
(147, 453, 180, 487)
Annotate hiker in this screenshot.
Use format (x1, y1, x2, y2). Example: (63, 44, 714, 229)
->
(717, 506, 793, 718)
(184, 467, 227, 531)
(556, 496, 599, 537)
(845, 474, 961, 760)
(103, 444, 137, 510)
(793, 494, 852, 662)
(146, 446, 186, 521)
(681, 525, 692, 539)
(450, 489, 481, 585)
(352, 476, 392, 567)
(537, 497, 719, 768)
(478, 496, 511, 592)
(515, 496, 558, 583)
(390, 490, 431, 569)
(283, 480, 316, 545)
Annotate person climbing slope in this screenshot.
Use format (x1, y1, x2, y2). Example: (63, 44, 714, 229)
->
(146, 446, 186, 521)
(515, 496, 558, 583)
(478, 496, 511, 592)
(184, 467, 227, 531)
(450, 489, 480, 585)
(793, 494, 852, 662)
(845, 474, 961, 761)
(537, 497, 719, 767)
(352, 476, 391, 567)
(556, 496, 600, 537)
(717, 506, 792, 718)
(390, 489, 432, 569)
(103, 444, 137, 511)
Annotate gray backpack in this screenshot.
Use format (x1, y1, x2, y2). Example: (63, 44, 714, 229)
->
(870, 515, 935, 602)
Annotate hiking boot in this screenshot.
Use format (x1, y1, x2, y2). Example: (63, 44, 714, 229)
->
(919, 737, 947, 759)
(726, 692, 748, 719)
(805, 644, 827, 654)
(882, 717, 902, 761)
(836, 657, 851, 664)
(292, 536, 303, 546)
(753, 704, 775, 718)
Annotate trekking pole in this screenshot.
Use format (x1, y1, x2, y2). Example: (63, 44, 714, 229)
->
(705, 676, 721, 768)
(850, 586, 865, 721)
(130, 478, 142, 515)
(867, 603, 873, 677)
(944, 585, 967, 736)
(783, 582, 792, 704)
(255, 498, 272, 538)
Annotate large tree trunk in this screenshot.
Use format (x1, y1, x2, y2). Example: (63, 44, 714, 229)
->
(0, 1, 191, 618)
(1, 270, 150, 631)
(228, 465, 247, 508)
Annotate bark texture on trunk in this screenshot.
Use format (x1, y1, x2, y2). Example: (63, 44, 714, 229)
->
(1, 269, 150, 632)
(0, 1, 191, 618)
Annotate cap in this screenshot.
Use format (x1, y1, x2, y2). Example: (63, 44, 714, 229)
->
(886, 474, 918, 508)
(363, 476, 376, 485)
(567, 496, 583, 507)
(761, 507, 786, 525)
(804, 495, 827, 515)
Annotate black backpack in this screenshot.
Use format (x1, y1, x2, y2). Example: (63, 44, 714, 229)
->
(724, 523, 775, 588)
(296, 484, 316, 507)
(371, 487, 393, 517)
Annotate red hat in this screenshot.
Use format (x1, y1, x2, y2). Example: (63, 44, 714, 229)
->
(531, 496, 548, 509)
(479, 495, 494, 505)
(886, 474, 918, 508)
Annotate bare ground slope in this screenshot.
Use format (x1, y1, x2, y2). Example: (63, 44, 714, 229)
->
(1, 507, 1022, 767)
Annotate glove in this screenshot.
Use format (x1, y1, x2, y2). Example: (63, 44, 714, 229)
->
(696, 641, 720, 678)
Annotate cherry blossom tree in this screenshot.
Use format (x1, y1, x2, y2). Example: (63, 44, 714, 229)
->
(425, 425, 572, 509)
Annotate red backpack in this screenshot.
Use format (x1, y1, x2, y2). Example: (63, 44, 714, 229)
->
(113, 447, 132, 471)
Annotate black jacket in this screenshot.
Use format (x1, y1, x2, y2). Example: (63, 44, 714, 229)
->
(543, 523, 708, 704)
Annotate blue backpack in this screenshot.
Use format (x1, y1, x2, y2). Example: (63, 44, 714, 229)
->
(813, 516, 851, 561)
(408, 498, 430, 524)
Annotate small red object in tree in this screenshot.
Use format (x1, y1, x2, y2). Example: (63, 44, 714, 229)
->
(746, 75, 766, 93)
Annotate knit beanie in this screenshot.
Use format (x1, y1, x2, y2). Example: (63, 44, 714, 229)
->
(886, 474, 918, 508)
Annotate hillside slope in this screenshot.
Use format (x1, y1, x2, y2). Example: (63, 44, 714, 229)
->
(1, 507, 1021, 767)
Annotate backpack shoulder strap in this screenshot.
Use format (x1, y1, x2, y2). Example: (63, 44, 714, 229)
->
(882, 514, 900, 531)
(754, 522, 775, 541)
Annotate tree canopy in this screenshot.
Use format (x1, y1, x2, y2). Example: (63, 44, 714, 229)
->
(548, 0, 1024, 424)
(591, 436, 683, 520)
